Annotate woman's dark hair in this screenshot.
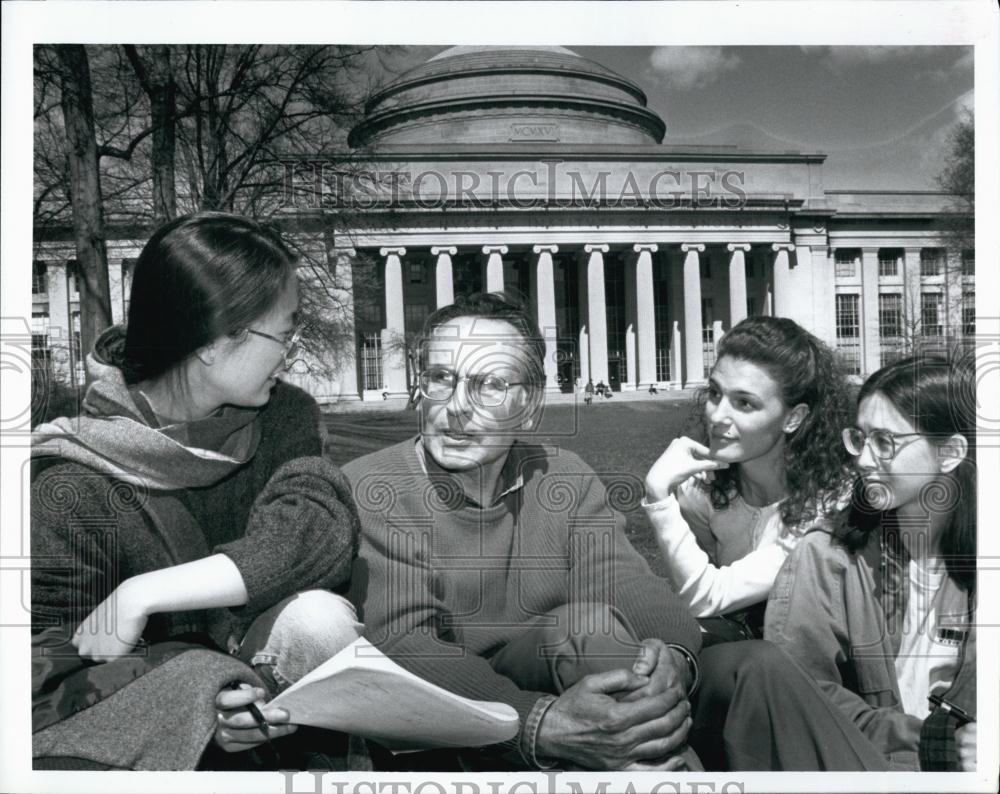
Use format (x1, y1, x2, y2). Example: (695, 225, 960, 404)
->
(696, 315, 854, 528)
(123, 212, 296, 384)
(836, 354, 977, 592)
(418, 291, 547, 392)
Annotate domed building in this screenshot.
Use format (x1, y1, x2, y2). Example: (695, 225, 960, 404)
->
(311, 45, 972, 401)
(32, 46, 973, 402)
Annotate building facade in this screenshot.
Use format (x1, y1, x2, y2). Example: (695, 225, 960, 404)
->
(32, 46, 975, 401)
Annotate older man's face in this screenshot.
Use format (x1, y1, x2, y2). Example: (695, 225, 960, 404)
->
(419, 315, 538, 474)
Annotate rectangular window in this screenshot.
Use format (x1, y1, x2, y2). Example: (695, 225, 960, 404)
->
(878, 293, 903, 338)
(835, 250, 856, 279)
(744, 257, 755, 279)
(920, 292, 943, 338)
(920, 249, 944, 277)
(836, 294, 860, 339)
(32, 261, 47, 295)
(879, 293, 905, 366)
(361, 332, 383, 391)
(404, 303, 429, 334)
(878, 249, 900, 278)
(31, 312, 49, 351)
(962, 290, 975, 336)
(407, 262, 426, 284)
(835, 293, 861, 375)
(961, 249, 975, 277)
(700, 259, 711, 279)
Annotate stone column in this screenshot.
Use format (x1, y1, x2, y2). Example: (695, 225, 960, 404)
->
(431, 246, 456, 308)
(794, 243, 813, 330)
(903, 247, 922, 340)
(46, 261, 71, 383)
(584, 244, 610, 387)
(108, 260, 124, 324)
(530, 245, 560, 393)
(726, 243, 750, 331)
(379, 246, 408, 396)
(771, 243, 795, 318)
(681, 243, 705, 387)
(861, 247, 880, 375)
(624, 256, 638, 391)
(633, 244, 658, 389)
(483, 245, 508, 293)
(577, 254, 590, 386)
(333, 247, 360, 400)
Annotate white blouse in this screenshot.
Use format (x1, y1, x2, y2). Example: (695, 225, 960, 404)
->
(644, 477, 831, 617)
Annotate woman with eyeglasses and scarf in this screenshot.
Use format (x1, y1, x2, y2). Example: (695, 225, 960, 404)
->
(31, 213, 363, 770)
(765, 355, 977, 771)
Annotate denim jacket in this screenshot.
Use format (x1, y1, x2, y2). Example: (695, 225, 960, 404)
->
(765, 529, 975, 771)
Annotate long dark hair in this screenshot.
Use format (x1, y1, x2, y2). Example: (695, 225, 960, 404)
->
(835, 355, 977, 592)
(123, 212, 295, 384)
(696, 316, 854, 528)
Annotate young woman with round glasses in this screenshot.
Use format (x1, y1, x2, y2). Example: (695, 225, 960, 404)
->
(31, 212, 362, 770)
(766, 355, 977, 771)
(643, 316, 854, 643)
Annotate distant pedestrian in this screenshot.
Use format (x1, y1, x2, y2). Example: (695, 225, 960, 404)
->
(584, 379, 594, 405)
(649, 384, 658, 395)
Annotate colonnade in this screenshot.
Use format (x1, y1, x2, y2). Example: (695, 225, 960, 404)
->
(369, 241, 799, 396)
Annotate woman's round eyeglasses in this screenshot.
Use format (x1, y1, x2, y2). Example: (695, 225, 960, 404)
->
(842, 427, 925, 460)
(418, 367, 527, 408)
(246, 325, 302, 368)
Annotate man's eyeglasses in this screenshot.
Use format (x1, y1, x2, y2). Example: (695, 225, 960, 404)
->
(418, 367, 528, 408)
(246, 325, 302, 368)
(842, 427, 926, 460)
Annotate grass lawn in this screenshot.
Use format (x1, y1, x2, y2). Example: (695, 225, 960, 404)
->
(324, 400, 697, 577)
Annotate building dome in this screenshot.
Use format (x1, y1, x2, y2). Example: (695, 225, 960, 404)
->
(348, 45, 666, 147)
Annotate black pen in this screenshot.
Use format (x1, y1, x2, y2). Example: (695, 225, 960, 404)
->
(228, 681, 279, 753)
(928, 692, 975, 724)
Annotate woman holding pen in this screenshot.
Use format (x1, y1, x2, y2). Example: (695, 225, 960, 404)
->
(31, 213, 362, 770)
(766, 355, 977, 771)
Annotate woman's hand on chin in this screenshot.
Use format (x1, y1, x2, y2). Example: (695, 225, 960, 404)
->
(645, 436, 729, 503)
(72, 577, 151, 662)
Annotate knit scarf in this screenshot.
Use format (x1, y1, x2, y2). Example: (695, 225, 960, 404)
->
(32, 326, 260, 490)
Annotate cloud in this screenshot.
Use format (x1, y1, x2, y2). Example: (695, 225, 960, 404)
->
(802, 45, 921, 70)
(647, 47, 742, 90)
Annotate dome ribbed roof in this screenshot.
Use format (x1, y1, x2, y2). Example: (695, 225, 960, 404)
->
(348, 46, 665, 147)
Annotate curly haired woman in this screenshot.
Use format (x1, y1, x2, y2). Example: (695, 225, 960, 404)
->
(643, 316, 854, 644)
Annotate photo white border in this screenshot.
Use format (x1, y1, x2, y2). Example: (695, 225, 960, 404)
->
(3, 2, 998, 792)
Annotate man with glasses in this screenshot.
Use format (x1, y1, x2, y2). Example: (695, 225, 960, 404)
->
(344, 292, 702, 771)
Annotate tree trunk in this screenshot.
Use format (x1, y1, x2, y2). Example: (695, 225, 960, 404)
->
(56, 45, 112, 372)
(146, 46, 178, 223)
(124, 45, 177, 224)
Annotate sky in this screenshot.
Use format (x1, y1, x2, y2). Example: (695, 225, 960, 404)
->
(377, 45, 974, 191)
